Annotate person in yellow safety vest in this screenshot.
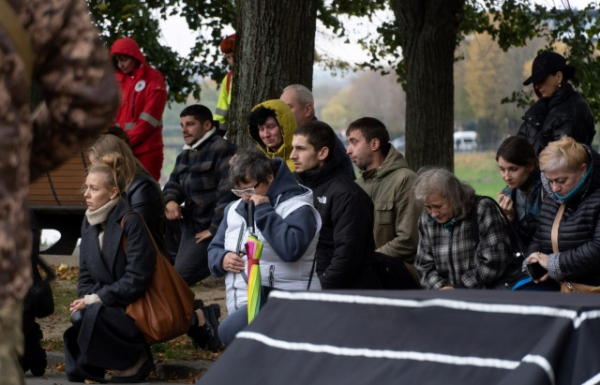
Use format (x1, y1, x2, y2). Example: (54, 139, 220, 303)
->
(214, 34, 235, 137)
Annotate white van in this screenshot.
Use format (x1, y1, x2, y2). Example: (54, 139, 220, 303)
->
(454, 131, 478, 151)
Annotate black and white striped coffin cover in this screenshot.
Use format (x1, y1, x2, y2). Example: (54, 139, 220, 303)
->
(199, 290, 600, 385)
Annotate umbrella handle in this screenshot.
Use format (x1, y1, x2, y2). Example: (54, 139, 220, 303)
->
(248, 201, 255, 234)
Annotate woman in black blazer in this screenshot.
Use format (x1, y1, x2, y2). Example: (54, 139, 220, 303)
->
(63, 153, 156, 383)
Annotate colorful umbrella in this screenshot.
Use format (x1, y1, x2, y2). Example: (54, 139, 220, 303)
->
(246, 202, 264, 323)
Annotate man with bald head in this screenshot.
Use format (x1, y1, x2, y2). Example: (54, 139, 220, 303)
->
(281, 84, 355, 180)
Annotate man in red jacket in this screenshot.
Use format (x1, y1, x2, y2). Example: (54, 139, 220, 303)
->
(111, 37, 167, 181)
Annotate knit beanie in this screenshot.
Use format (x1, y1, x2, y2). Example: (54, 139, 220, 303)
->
(220, 34, 236, 54)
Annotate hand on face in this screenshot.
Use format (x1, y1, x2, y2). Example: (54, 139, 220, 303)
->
(497, 192, 514, 221)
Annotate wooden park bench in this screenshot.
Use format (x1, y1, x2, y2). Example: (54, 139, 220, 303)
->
(29, 153, 89, 255)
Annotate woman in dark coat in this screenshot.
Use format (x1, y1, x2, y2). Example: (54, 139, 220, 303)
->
(88, 132, 167, 256)
(518, 51, 595, 155)
(526, 136, 600, 291)
(63, 153, 156, 383)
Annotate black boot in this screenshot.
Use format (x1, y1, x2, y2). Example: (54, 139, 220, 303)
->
(24, 322, 47, 376)
(187, 304, 222, 352)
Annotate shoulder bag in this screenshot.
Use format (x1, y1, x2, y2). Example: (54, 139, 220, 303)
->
(121, 212, 195, 344)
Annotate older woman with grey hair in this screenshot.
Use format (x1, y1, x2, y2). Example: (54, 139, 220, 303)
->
(413, 168, 515, 289)
(525, 136, 600, 292)
(207, 147, 322, 346)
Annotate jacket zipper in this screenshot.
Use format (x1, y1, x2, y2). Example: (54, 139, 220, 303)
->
(269, 265, 275, 288)
(131, 92, 137, 118)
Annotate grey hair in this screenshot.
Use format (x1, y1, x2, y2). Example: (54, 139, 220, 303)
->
(413, 168, 477, 220)
(229, 147, 275, 186)
(282, 84, 314, 106)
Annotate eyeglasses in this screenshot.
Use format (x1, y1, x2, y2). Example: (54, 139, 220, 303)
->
(231, 182, 260, 197)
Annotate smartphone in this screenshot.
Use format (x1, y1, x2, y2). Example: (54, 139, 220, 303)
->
(527, 262, 547, 280)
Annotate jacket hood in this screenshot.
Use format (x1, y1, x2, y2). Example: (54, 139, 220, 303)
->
(110, 37, 146, 71)
(267, 158, 304, 203)
(248, 99, 297, 171)
(362, 146, 410, 180)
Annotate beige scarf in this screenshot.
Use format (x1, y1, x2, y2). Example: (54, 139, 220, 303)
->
(85, 198, 119, 250)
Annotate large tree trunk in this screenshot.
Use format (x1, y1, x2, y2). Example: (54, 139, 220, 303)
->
(391, 0, 464, 172)
(228, 0, 318, 149)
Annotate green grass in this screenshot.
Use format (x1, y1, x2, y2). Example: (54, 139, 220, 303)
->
(455, 151, 506, 198)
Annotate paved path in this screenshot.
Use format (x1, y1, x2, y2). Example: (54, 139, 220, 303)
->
(25, 352, 213, 384)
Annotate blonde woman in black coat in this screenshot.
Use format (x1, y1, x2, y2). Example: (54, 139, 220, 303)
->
(63, 153, 156, 383)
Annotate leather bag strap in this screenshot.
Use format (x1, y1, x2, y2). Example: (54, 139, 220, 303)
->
(120, 211, 162, 257)
(551, 204, 566, 253)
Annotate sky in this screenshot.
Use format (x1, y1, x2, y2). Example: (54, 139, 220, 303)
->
(159, 0, 598, 67)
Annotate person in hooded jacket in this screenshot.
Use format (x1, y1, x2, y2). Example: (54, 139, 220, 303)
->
(517, 51, 595, 155)
(292, 121, 380, 289)
(208, 148, 321, 346)
(247, 99, 297, 171)
(110, 37, 168, 181)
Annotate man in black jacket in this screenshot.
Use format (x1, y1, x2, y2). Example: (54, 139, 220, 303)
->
(292, 121, 379, 289)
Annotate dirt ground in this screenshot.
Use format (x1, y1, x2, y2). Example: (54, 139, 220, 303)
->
(39, 275, 227, 341)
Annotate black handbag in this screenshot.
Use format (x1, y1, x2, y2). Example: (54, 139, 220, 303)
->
(25, 255, 55, 318)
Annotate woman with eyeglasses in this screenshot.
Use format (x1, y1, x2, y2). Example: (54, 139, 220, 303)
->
(208, 148, 322, 346)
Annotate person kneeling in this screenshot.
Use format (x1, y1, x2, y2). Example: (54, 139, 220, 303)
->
(63, 154, 155, 383)
(208, 148, 321, 346)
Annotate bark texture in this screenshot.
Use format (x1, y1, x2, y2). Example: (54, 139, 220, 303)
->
(391, 0, 464, 172)
(228, 0, 318, 149)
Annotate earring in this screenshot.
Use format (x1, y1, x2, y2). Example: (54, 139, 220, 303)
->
(558, 84, 562, 88)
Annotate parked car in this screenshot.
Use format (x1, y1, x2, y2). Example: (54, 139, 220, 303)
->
(391, 137, 405, 152)
(454, 131, 478, 152)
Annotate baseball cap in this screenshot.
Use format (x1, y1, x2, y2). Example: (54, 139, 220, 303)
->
(523, 51, 567, 86)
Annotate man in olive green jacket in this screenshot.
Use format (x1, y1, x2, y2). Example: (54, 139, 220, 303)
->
(346, 118, 421, 282)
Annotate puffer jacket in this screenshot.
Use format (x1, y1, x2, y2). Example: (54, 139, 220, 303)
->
(248, 99, 297, 171)
(529, 146, 600, 286)
(296, 159, 380, 289)
(356, 146, 421, 279)
(111, 37, 167, 157)
(518, 83, 595, 155)
(0, 0, 119, 306)
(208, 159, 321, 314)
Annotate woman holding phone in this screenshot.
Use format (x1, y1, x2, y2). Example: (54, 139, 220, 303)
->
(526, 136, 600, 292)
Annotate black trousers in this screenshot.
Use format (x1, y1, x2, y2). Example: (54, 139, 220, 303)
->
(172, 216, 211, 286)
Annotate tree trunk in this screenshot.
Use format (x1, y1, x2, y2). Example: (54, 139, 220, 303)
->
(391, 0, 464, 172)
(228, 0, 318, 149)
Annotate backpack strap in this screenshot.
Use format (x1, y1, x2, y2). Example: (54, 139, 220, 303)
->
(469, 195, 526, 257)
(0, 0, 33, 85)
